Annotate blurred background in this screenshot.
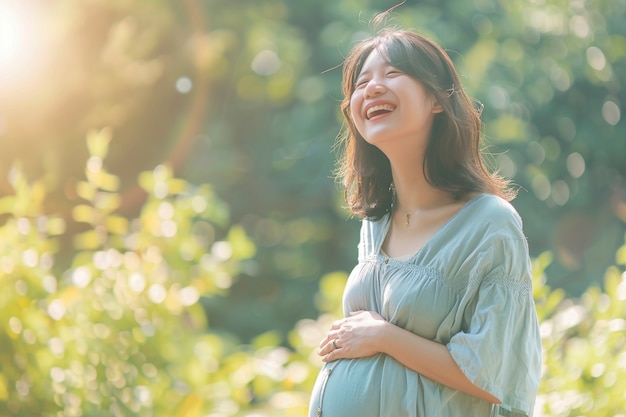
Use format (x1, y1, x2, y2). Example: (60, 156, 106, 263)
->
(0, 0, 625, 416)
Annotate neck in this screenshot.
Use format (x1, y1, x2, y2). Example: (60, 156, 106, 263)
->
(390, 177, 458, 229)
(391, 168, 452, 214)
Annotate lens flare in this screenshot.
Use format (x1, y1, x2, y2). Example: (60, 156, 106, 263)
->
(0, 1, 44, 87)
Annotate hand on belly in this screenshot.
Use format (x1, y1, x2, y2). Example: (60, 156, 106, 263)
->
(318, 310, 387, 362)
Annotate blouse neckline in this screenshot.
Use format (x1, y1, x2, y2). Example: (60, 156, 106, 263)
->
(377, 193, 489, 262)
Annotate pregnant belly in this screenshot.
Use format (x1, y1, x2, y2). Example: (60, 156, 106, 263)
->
(309, 354, 411, 417)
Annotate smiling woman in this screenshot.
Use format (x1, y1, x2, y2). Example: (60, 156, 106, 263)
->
(309, 24, 542, 417)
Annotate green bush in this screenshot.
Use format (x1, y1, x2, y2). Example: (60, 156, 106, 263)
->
(0, 129, 256, 416)
(533, 252, 626, 416)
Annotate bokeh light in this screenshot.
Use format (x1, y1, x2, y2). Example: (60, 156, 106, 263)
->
(602, 100, 621, 126)
(566, 152, 585, 178)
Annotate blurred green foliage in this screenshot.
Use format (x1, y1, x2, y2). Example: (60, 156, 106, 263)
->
(0, 130, 256, 416)
(532, 252, 626, 416)
(1, 0, 626, 415)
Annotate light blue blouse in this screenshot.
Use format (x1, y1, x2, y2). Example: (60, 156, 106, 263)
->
(309, 194, 542, 417)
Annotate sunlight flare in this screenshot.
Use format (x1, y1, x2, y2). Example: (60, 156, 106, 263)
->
(0, 1, 45, 86)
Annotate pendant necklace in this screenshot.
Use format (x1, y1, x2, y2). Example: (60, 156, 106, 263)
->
(403, 208, 420, 228)
(389, 183, 420, 228)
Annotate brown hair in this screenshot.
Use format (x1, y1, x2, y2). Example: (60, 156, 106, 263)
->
(335, 29, 515, 219)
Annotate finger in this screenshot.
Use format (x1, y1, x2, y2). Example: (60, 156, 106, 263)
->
(318, 330, 334, 348)
(318, 335, 334, 352)
(330, 318, 345, 330)
(322, 348, 340, 363)
(321, 333, 344, 354)
(320, 328, 343, 346)
(318, 338, 334, 356)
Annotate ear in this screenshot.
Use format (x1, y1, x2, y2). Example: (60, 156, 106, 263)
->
(431, 98, 444, 114)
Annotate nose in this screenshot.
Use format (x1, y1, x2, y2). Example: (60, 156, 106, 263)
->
(363, 79, 385, 98)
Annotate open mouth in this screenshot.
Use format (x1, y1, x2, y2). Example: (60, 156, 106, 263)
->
(366, 104, 396, 120)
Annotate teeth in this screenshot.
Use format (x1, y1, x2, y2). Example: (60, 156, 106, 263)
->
(367, 104, 395, 119)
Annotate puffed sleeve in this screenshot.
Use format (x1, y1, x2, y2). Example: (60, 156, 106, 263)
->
(447, 236, 542, 416)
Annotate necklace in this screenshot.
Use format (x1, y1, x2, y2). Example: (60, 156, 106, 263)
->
(403, 208, 420, 228)
(389, 183, 420, 228)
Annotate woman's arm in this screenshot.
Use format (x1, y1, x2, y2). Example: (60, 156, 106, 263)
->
(318, 311, 501, 404)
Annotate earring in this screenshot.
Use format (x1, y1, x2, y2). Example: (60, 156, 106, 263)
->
(389, 182, 396, 210)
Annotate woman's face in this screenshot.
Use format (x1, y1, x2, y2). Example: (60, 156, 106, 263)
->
(349, 48, 442, 156)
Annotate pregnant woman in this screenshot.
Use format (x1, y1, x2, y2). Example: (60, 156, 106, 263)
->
(308, 27, 542, 417)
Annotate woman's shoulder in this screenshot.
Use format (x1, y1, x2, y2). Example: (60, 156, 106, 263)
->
(361, 211, 390, 227)
(466, 193, 523, 230)
(457, 195, 532, 283)
(446, 193, 527, 247)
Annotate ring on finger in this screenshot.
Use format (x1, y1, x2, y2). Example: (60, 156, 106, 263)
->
(332, 339, 338, 350)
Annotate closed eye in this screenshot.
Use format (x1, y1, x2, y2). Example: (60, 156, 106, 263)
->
(354, 68, 402, 88)
(386, 70, 402, 77)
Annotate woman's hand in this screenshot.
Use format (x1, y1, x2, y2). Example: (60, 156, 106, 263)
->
(318, 310, 388, 362)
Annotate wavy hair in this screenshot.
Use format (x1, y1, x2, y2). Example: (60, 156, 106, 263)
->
(335, 29, 515, 219)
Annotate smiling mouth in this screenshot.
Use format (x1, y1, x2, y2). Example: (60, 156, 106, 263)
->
(366, 104, 396, 120)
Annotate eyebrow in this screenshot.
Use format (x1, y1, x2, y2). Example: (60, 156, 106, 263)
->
(356, 69, 372, 79)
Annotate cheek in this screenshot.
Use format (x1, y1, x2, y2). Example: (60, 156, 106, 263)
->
(349, 94, 364, 127)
